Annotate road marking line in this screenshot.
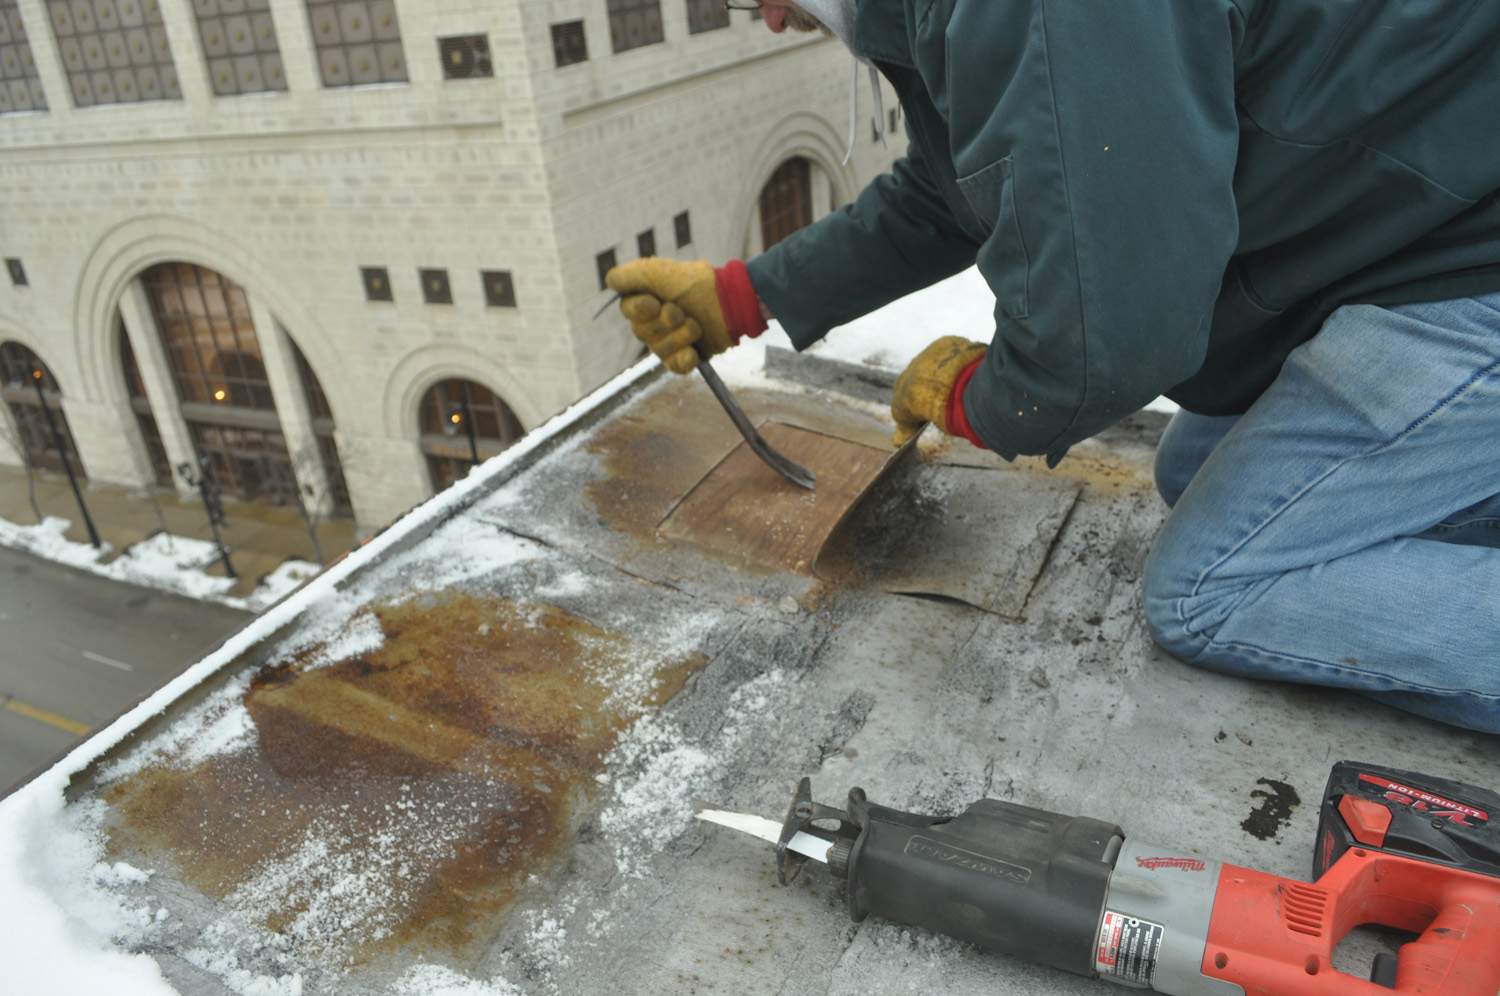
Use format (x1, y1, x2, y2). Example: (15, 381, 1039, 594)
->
(3, 697, 90, 737)
(82, 650, 133, 672)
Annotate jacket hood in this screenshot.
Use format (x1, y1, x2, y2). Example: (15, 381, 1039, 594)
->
(791, 0, 884, 162)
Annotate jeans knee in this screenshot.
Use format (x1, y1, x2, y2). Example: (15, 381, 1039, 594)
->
(1153, 451, 1190, 509)
(1141, 545, 1199, 658)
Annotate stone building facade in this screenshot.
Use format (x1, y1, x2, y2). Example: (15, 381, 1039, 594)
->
(0, 0, 899, 530)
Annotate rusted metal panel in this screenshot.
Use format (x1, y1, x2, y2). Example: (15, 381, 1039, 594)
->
(658, 423, 906, 573)
(98, 590, 707, 964)
(817, 461, 1081, 619)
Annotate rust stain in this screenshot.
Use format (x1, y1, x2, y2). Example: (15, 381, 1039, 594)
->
(585, 377, 892, 539)
(105, 593, 705, 963)
(920, 434, 1153, 498)
(659, 423, 895, 573)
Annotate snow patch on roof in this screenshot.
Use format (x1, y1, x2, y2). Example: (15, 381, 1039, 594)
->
(395, 964, 522, 996)
(0, 355, 659, 996)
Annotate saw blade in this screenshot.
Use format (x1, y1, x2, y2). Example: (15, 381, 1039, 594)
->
(695, 808, 832, 863)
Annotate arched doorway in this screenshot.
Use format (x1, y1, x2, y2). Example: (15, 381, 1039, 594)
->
(0, 341, 84, 476)
(140, 261, 298, 504)
(759, 156, 814, 250)
(418, 378, 523, 492)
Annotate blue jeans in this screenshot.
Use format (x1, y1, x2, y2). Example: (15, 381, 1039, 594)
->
(1142, 292, 1500, 734)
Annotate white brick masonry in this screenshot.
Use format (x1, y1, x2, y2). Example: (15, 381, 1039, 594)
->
(0, 0, 900, 531)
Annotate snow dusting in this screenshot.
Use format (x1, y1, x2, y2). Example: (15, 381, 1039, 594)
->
(600, 668, 792, 878)
(395, 964, 522, 996)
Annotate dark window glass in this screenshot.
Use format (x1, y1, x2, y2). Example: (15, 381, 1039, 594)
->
(596, 248, 617, 291)
(686, 0, 728, 34)
(5, 258, 25, 286)
(550, 20, 586, 67)
(759, 157, 813, 250)
(136, 412, 172, 485)
(48, 0, 182, 107)
(637, 229, 655, 258)
(193, 0, 287, 96)
(482, 269, 516, 308)
(0, 0, 49, 113)
(673, 210, 691, 248)
(304, 0, 407, 88)
(0, 341, 84, 476)
(144, 262, 276, 410)
(361, 266, 392, 302)
(119, 323, 172, 486)
(189, 422, 298, 505)
(417, 378, 524, 493)
(142, 262, 300, 504)
(438, 33, 491, 79)
(606, 0, 662, 53)
(420, 268, 452, 304)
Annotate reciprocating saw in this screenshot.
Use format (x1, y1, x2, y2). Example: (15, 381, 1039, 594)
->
(699, 761, 1500, 994)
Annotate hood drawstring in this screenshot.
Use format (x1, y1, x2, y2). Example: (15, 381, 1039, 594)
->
(843, 61, 886, 165)
(796, 0, 886, 163)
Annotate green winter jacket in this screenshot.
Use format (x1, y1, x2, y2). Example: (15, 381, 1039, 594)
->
(746, 0, 1500, 462)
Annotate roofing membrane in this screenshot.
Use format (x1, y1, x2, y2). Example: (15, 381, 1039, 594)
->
(2, 270, 1495, 995)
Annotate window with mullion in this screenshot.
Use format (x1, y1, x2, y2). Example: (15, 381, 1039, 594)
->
(144, 262, 277, 413)
(303, 0, 407, 88)
(606, 0, 662, 53)
(47, 0, 182, 108)
(0, 0, 50, 114)
(192, 0, 287, 97)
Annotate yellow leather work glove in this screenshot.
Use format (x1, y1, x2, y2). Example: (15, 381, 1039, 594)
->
(606, 259, 735, 375)
(890, 336, 989, 447)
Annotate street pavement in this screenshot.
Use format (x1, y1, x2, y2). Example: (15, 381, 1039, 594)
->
(0, 546, 250, 795)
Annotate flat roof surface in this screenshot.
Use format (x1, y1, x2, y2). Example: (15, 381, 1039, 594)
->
(4, 296, 1498, 995)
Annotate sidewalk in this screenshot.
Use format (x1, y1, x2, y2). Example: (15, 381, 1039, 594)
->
(0, 465, 355, 599)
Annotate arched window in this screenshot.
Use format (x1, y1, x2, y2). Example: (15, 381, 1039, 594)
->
(142, 262, 296, 504)
(118, 322, 173, 487)
(0, 342, 84, 476)
(759, 157, 813, 250)
(418, 379, 523, 492)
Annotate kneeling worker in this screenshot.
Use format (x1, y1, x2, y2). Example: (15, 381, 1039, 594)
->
(609, 0, 1500, 734)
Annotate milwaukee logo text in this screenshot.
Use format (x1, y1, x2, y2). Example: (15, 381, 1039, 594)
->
(1135, 857, 1207, 872)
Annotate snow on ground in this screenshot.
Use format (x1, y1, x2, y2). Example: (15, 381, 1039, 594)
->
(0, 515, 320, 611)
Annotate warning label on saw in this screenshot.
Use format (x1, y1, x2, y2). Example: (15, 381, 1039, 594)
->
(1095, 910, 1163, 986)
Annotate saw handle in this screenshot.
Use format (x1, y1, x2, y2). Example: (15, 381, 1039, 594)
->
(1202, 849, 1500, 994)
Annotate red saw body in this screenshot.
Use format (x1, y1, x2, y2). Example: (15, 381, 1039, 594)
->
(755, 762, 1500, 995)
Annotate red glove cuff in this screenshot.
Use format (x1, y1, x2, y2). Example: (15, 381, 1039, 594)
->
(714, 259, 768, 344)
(946, 355, 988, 449)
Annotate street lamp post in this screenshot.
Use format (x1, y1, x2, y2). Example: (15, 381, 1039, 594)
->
(177, 455, 236, 579)
(30, 369, 101, 549)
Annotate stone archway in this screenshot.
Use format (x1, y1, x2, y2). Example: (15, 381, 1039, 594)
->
(734, 111, 854, 259)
